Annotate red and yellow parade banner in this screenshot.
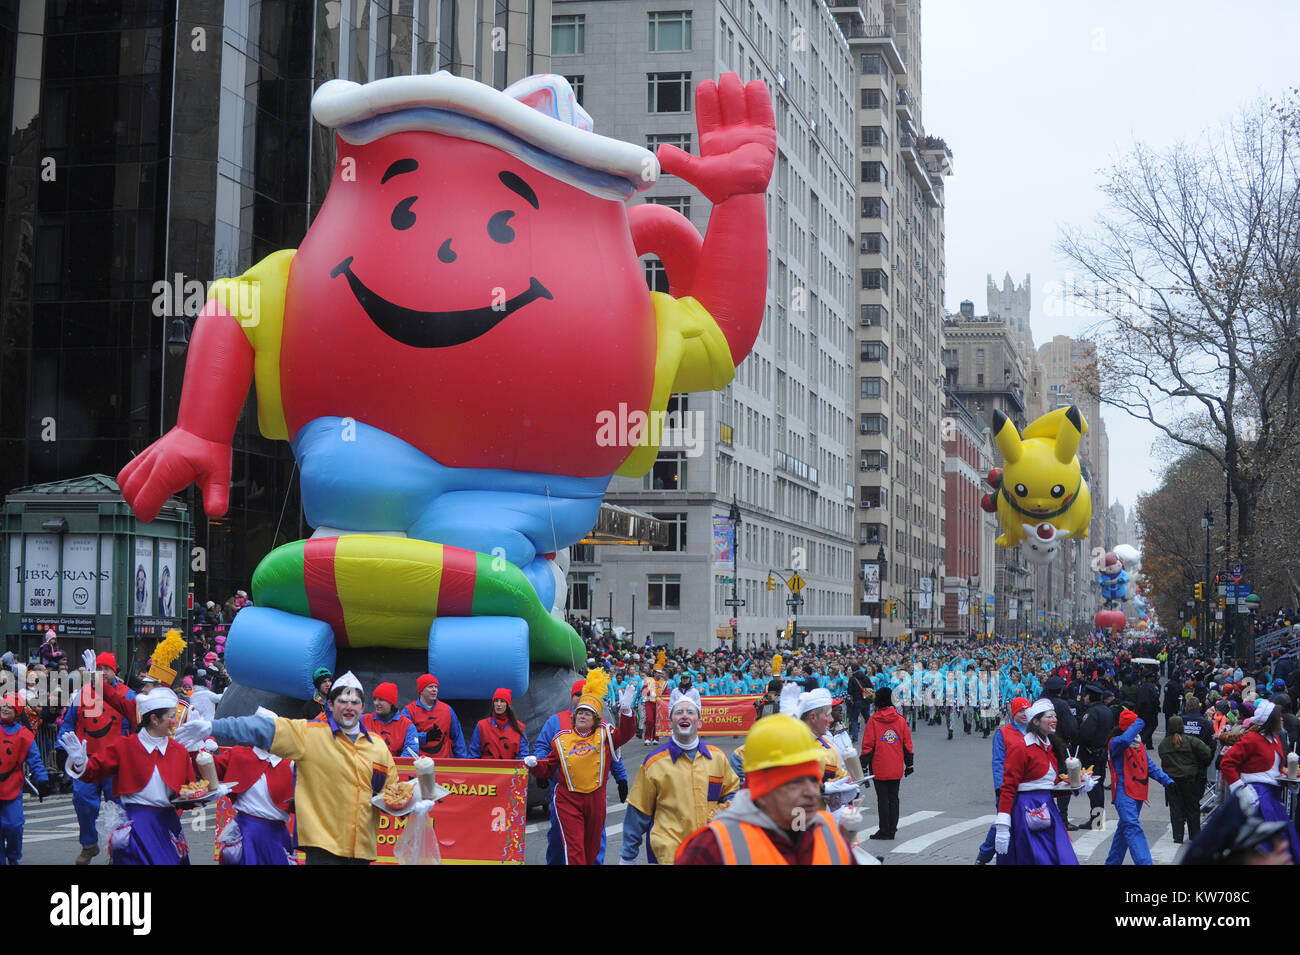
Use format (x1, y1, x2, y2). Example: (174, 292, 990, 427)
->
(655, 694, 759, 737)
(214, 755, 528, 864)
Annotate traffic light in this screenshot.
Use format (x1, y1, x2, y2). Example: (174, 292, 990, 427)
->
(888, 600, 898, 617)
(1219, 597, 1226, 610)
(1194, 582, 1203, 600)
(766, 574, 777, 591)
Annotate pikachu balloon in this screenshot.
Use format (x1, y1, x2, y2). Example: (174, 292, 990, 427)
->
(979, 406, 1092, 554)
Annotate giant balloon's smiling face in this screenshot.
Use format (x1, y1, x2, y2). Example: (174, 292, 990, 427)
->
(281, 131, 657, 476)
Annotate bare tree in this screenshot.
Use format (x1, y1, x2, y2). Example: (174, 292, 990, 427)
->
(1059, 92, 1300, 580)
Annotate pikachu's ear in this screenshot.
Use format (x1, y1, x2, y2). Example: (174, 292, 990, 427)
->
(1055, 406, 1085, 464)
(993, 410, 1022, 465)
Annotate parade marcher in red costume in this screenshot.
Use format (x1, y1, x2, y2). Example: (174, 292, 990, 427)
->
(525, 669, 637, 864)
(1104, 709, 1174, 865)
(404, 674, 467, 758)
(468, 688, 529, 760)
(362, 682, 419, 758)
(60, 649, 136, 864)
(60, 688, 198, 865)
(0, 692, 49, 864)
(1218, 698, 1300, 864)
(214, 707, 297, 865)
(995, 699, 1079, 865)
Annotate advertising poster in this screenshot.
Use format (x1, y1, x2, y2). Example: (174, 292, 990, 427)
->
(157, 540, 177, 618)
(133, 538, 153, 616)
(23, 534, 59, 613)
(60, 534, 99, 616)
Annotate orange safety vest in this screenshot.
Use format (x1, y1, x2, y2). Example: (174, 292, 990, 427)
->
(694, 811, 852, 865)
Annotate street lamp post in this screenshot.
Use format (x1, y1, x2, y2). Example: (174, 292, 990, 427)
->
(876, 545, 886, 645)
(928, 566, 937, 631)
(729, 495, 741, 626)
(967, 573, 978, 643)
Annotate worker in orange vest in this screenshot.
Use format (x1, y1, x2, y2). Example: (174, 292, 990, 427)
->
(674, 714, 856, 864)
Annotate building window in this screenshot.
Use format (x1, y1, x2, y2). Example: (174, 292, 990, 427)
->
(860, 304, 888, 327)
(977, 373, 984, 386)
(860, 269, 889, 293)
(646, 195, 691, 216)
(860, 53, 887, 75)
(860, 412, 887, 434)
(648, 10, 692, 51)
(860, 161, 887, 186)
(648, 72, 692, 112)
(976, 348, 985, 362)
(650, 512, 687, 551)
(647, 574, 682, 610)
(860, 486, 887, 510)
(563, 74, 585, 105)
(861, 125, 888, 148)
(860, 450, 888, 471)
(644, 257, 670, 292)
(860, 89, 884, 109)
(570, 543, 595, 562)
(646, 132, 692, 152)
(859, 523, 885, 545)
(859, 377, 887, 400)
(569, 575, 593, 611)
(861, 197, 888, 222)
(551, 15, 585, 55)
(860, 341, 888, 363)
(646, 451, 687, 489)
(860, 232, 888, 255)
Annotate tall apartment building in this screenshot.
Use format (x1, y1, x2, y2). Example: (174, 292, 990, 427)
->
(554, 0, 859, 649)
(941, 391, 995, 637)
(0, 0, 553, 611)
(827, 0, 951, 640)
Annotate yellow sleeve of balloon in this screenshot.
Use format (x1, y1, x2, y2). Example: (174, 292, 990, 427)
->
(204, 249, 296, 441)
(615, 292, 736, 478)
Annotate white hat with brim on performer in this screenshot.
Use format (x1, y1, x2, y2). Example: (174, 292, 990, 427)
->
(797, 687, 834, 717)
(331, 671, 364, 697)
(669, 688, 702, 716)
(1024, 699, 1055, 725)
(137, 688, 179, 719)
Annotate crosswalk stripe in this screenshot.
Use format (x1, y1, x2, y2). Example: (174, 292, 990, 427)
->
(852, 809, 944, 846)
(893, 814, 996, 854)
(1148, 826, 1182, 865)
(526, 800, 625, 835)
(1069, 825, 1111, 860)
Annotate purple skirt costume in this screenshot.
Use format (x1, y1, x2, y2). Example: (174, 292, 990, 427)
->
(1249, 782, 1300, 863)
(997, 789, 1078, 866)
(112, 805, 190, 865)
(221, 812, 297, 866)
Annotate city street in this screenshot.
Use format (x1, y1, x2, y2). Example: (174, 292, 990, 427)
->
(23, 709, 1188, 866)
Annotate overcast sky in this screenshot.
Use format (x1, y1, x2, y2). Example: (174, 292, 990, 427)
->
(921, 0, 1299, 516)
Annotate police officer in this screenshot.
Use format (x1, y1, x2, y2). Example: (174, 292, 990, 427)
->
(1135, 668, 1161, 749)
(1077, 684, 1115, 828)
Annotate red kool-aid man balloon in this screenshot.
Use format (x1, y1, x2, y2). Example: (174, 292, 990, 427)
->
(281, 132, 658, 477)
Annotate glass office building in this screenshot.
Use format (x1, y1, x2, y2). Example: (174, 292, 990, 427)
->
(0, 0, 551, 604)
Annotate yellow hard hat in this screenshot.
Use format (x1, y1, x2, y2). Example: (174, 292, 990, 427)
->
(741, 714, 826, 774)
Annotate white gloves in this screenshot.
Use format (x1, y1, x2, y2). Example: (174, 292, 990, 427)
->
(59, 732, 87, 773)
(837, 805, 871, 832)
(1230, 779, 1260, 811)
(202, 738, 220, 753)
(994, 811, 1011, 855)
(173, 719, 214, 751)
(523, 755, 538, 768)
(619, 682, 638, 714)
(82, 649, 95, 672)
(994, 824, 1010, 855)
(1079, 774, 1099, 793)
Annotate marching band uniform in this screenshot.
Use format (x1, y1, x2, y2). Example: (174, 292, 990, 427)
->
(527, 671, 637, 864)
(1219, 699, 1300, 863)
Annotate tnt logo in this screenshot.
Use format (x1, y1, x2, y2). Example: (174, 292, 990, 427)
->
(881, 729, 899, 744)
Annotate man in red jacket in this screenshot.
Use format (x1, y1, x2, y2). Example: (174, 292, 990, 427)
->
(860, 686, 914, 840)
(363, 682, 419, 757)
(403, 674, 466, 758)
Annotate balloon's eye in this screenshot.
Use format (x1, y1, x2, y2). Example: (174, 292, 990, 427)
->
(1014, 484, 1028, 497)
(391, 197, 417, 230)
(1051, 484, 1065, 498)
(488, 210, 516, 244)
